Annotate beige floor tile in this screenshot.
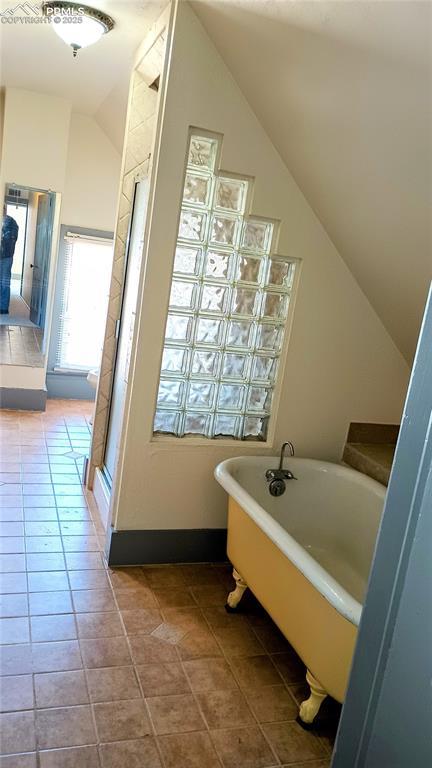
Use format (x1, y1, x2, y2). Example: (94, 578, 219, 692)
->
(86, 666, 141, 703)
(0, 593, 28, 618)
(210, 726, 276, 768)
(120, 609, 162, 636)
(244, 685, 299, 723)
(29, 591, 73, 616)
(27, 571, 69, 592)
(93, 699, 151, 743)
(136, 662, 190, 697)
(71, 590, 116, 613)
(0, 617, 30, 644)
(177, 628, 222, 661)
(0, 710, 36, 754)
(67, 570, 109, 591)
(76, 612, 124, 640)
(98, 737, 161, 768)
(183, 657, 238, 693)
(31, 640, 82, 673)
(128, 635, 178, 666)
(147, 693, 205, 735)
(35, 670, 89, 708)
(0, 674, 33, 712)
(197, 689, 255, 730)
(213, 626, 265, 657)
(113, 588, 157, 611)
(159, 731, 221, 768)
(229, 655, 282, 688)
(263, 721, 328, 764)
(80, 637, 131, 668)
(0, 572, 27, 594)
(152, 588, 195, 609)
(30, 614, 77, 643)
(36, 705, 96, 749)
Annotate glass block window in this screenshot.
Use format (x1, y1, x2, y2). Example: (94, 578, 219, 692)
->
(153, 132, 297, 441)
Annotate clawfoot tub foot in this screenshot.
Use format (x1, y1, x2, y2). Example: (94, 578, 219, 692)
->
(298, 670, 328, 725)
(225, 568, 248, 612)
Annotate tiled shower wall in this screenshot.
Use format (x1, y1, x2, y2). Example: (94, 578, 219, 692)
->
(88, 71, 159, 486)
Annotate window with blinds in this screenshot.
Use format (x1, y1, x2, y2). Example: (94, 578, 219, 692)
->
(55, 233, 113, 372)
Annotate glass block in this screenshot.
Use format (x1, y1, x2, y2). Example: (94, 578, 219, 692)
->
(214, 177, 247, 213)
(157, 379, 183, 407)
(188, 136, 217, 171)
(247, 386, 272, 413)
(161, 347, 188, 375)
(153, 132, 295, 442)
(200, 284, 230, 313)
(191, 350, 220, 377)
(221, 353, 249, 380)
(154, 410, 180, 435)
(243, 416, 268, 440)
(237, 254, 263, 284)
(242, 220, 273, 253)
(268, 258, 295, 289)
(262, 292, 288, 320)
(183, 412, 212, 436)
(226, 320, 254, 349)
(169, 280, 196, 311)
(214, 413, 242, 438)
(210, 214, 239, 247)
(204, 250, 233, 281)
(251, 355, 277, 383)
(231, 287, 259, 317)
(183, 173, 210, 206)
(187, 381, 215, 408)
(195, 317, 225, 346)
(165, 313, 193, 344)
(179, 209, 207, 242)
(255, 323, 283, 352)
(218, 384, 245, 410)
(173, 245, 201, 276)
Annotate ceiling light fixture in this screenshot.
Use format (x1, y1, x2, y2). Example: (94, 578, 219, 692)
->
(42, 2, 114, 58)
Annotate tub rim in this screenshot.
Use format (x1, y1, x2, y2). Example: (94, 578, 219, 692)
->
(215, 455, 386, 627)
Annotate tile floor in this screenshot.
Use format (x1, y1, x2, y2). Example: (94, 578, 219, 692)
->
(0, 399, 338, 767)
(0, 326, 44, 367)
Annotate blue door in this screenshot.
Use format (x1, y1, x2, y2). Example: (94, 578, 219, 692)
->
(30, 193, 54, 327)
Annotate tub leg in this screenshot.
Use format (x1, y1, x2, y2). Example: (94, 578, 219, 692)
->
(298, 670, 328, 725)
(225, 568, 248, 612)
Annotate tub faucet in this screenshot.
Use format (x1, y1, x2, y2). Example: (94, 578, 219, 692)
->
(266, 441, 297, 496)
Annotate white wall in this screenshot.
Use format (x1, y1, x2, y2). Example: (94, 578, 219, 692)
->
(0, 89, 70, 391)
(0, 88, 71, 192)
(112, 2, 410, 533)
(61, 113, 121, 232)
(0, 89, 121, 393)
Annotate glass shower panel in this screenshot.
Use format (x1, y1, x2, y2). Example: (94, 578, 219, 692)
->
(153, 131, 297, 441)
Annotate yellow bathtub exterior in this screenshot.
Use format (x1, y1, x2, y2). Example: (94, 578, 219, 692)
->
(227, 496, 358, 703)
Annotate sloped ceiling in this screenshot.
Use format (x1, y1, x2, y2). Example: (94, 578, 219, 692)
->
(0, 0, 166, 151)
(192, 0, 432, 362)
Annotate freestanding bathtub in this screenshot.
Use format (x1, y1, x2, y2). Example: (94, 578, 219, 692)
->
(215, 455, 385, 723)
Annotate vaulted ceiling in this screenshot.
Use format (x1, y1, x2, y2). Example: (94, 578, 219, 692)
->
(1, 0, 430, 360)
(192, 0, 432, 362)
(0, 0, 166, 150)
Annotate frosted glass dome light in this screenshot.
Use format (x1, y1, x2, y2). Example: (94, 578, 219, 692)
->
(42, 2, 114, 57)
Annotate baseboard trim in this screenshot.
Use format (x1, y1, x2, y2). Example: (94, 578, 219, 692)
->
(107, 527, 228, 565)
(0, 387, 47, 411)
(93, 467, 111, 532)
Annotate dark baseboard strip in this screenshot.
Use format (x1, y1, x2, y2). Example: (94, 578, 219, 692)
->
(107, 527, 228, 565)
(0, 387, 47, 411)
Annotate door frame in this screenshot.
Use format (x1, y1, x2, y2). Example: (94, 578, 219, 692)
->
(332, 285, 432, 766)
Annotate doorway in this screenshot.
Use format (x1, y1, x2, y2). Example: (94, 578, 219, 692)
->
(103, 178, 149, 487)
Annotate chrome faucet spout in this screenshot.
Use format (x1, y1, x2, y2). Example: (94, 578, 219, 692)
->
(279, 441, 295, 470)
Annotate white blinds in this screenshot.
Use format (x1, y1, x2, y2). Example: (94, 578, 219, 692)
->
(55, 234, 113, 372)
